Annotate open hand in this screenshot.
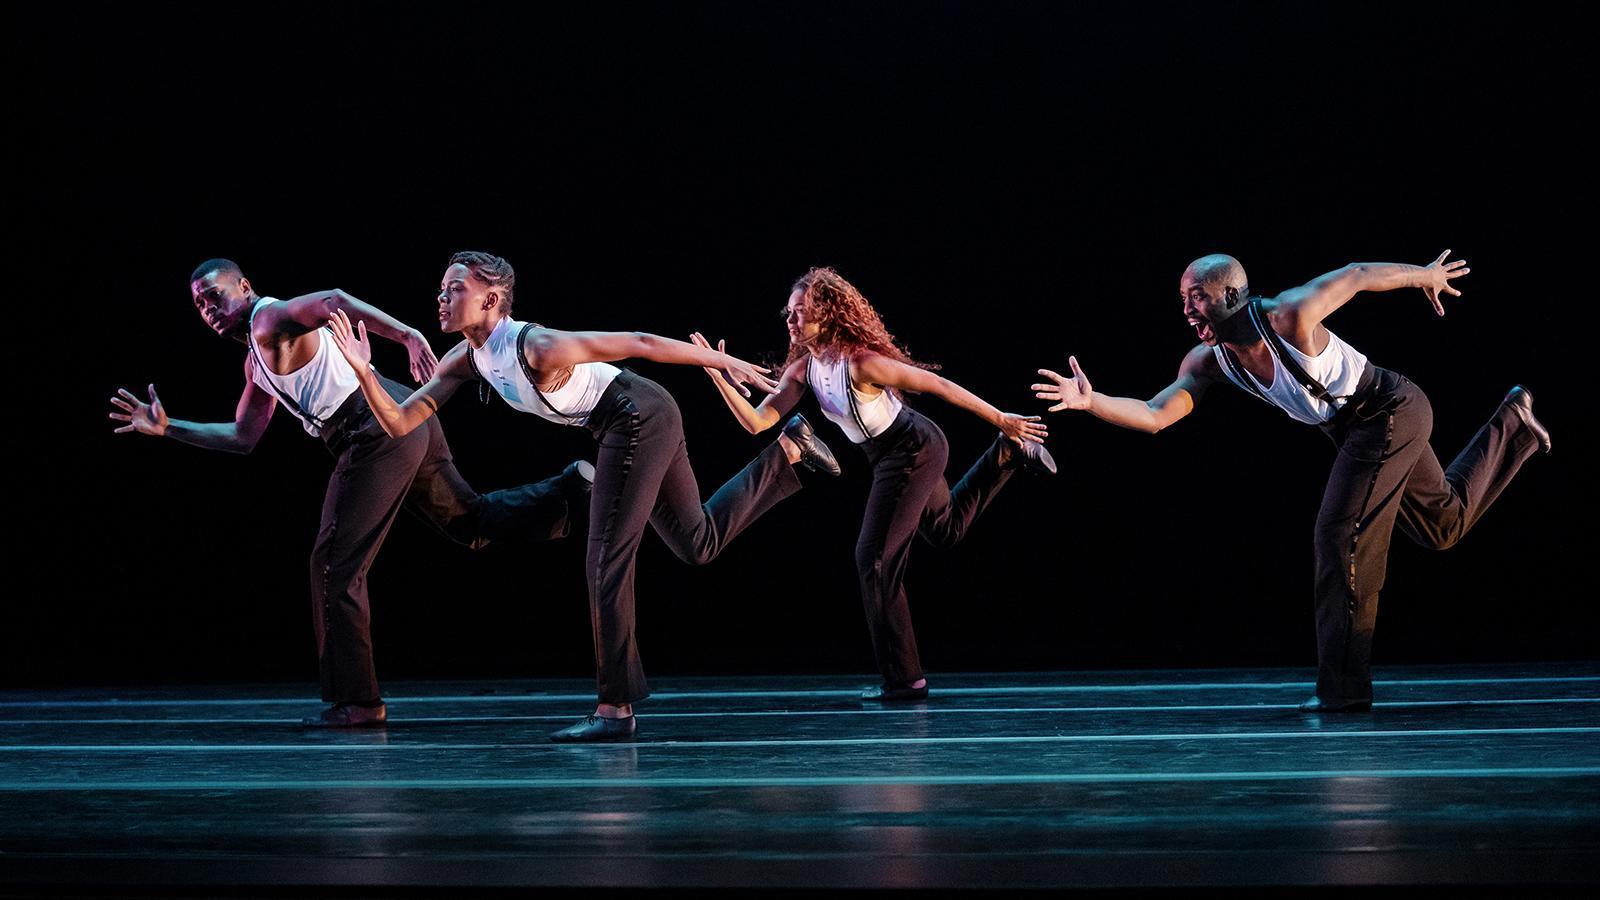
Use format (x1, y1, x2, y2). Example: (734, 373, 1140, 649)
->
(691, 331, 774, 396)
(1033, 355, 1093, 412)
(722, 354, 779, 396)
(1421, 249, 1469, 316)
(109, 384, 168, 436)
(999, 411, 1048, 445)
(327, 309, 374, 373)
(402, 328, 439, 382)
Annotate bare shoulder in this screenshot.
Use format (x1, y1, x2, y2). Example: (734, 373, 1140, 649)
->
(1257, 292, 1301, 327)
(784, 355, 811, 384)
(247, 299, 285, 342)
(848, 348, 893, 379)
(1179, 342, 1221, 381)
(437, 339, 477, 378)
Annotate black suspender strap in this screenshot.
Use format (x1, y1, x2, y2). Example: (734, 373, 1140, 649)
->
(247, 303, 330, 431)
(813, 354, 877, 441)
(463, 338, 492, 405)
(518, 322, 584, 425)
(1246, 299, 1341, 404)
(1219, 299, 1353, 408)
(1216, 342, 1272, 406)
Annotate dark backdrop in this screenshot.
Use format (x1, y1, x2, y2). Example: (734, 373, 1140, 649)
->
(7, 2, 1590, 688)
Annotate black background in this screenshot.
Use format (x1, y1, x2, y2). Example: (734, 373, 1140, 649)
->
(6, 2, 1590, 688)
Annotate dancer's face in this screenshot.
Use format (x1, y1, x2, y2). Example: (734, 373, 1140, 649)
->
(190, 270, 255, 338)
(437, 263, 498, 334)
(1179, 271, 1242, 346)
(785, 289, 819, 348)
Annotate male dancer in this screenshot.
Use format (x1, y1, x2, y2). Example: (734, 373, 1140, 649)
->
(1033, 251, 1550, 711)
(109, 259, 590, 727)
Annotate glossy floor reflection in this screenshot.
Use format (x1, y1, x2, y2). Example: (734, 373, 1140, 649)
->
(2, 663, 1597, 893)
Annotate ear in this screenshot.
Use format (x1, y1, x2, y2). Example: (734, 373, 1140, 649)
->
(484, 290, 500, 311)
(237, 276, 253, 297)
(1223, 286, 1239, 309)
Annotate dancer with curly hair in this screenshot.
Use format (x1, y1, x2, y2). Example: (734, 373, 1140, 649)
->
(691, 267, 1055, 702)
(326, 251, 841, 741)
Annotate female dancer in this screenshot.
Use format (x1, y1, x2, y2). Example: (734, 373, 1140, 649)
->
(327, 251, 840, 742)
(691, 267, 1055, 701)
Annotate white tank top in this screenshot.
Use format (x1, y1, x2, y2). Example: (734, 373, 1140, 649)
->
(470, 316, 621, 427)
(1213, 326, 1369, 425)
(808, 353, 904, 443)
(247, 298, 360, 436)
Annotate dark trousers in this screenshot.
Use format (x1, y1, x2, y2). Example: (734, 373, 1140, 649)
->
(855, 407, 1017, 687)
(311, 377, 573, 704)
(1312, 367, 1540, 704)
(584, 371, 803, 704)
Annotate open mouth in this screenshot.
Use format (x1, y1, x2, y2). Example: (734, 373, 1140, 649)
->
(1189, 318, 1214, 342)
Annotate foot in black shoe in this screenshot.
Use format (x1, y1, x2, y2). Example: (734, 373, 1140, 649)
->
(302, 701, 388, 728)
(860, 683, 929, 703)
(998, 436, 1057, 475)
(550, 714, 637, 743)
(1503, 386, 1551, 454)
(1297, 696, 1372, 713)
(562, 459, 597, 499)
(783, 414, 841, 476)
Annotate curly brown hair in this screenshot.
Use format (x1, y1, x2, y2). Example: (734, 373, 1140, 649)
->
(784, 267, 936, 372)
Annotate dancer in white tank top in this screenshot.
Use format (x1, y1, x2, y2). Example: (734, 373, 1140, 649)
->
(1033, 250, 1549, 712)
(109, 258, 582, 729)
(328, 250, 840, 743)
(692, 266, 1057, 703)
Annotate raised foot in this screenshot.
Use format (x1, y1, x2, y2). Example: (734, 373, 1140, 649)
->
(1503, 386, 1551, 454)
(783, 414, 842, 476)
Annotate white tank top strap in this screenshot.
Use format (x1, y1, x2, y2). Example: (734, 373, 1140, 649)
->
(1212, 301, 1369, 425)
(807, 353, 903, 443)
(468, 317, 620, 427)
(246, 298, 360, 437)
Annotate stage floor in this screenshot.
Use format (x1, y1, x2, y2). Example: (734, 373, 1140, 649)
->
(2, 663, 1597, 894)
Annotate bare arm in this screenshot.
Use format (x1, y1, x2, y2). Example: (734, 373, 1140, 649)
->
(326, 310, 471, 438)
(526, 328, 778, 395)
(854, 352, 1047, 444)
(109, 357, 277, 454)
(1270, 250, 1469, 349)
(264, 288, 440, 382)
(1034, 346, 1215, 434)
(690, 334, 809, 434)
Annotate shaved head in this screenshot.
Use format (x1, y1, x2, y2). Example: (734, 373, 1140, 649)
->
(1183, 254, 1249, 296)
(190, 258, 243, 285)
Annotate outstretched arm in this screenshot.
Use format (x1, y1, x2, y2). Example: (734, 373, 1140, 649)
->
(1033, 345, 1214, 434)
(525, 328, 779, 396)
(326, 310, 470, 438)
(854, 352, 1046, 445)
(108, 357, 277, 454)
(267, 288, 440, 382)
(1271, 250, 1469, 347)
(690, 333, 808, 434)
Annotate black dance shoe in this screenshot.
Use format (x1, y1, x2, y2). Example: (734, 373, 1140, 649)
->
(783, 414, 842, 476)
(1503, 386, 1552, 454)
(550, 714, 637, 743)
(301, 701, 388, 728)
(1297, 696, 1372, 713)
(860, 683, 930, 703)
(999, 437, 1057, 475)
(562, 459, 597, 500)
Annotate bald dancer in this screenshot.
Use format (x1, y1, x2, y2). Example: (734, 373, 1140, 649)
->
(1033, 251, 1550, 711)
